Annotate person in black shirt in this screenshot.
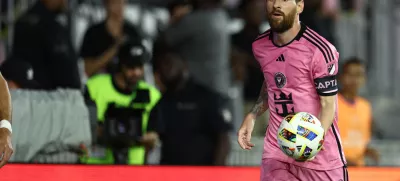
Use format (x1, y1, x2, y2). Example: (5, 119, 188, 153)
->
(231, 0, 265, 102)
(151, 52, 232, 166)
(80, 0, 141, 77)
(12, 0, 81, 90)
(0, 57, 39, 89)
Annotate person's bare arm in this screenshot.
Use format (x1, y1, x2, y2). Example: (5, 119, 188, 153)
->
(84, 44, 119, 77)
(249, 82, 269, 118)
(0, 73, 11, 122)
(238, 82, 268, 150)
(319, 95, 336, 133)
(0, 73, 13, 168)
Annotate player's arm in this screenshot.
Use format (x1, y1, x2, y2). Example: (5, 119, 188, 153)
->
(319, 95, 336, 133)
(312, 48, 339, 133)
(249, 82, 269, 118)
(0, 73, 13, 167)
(0, 73, 11, 122)
(238, 82, 268, 150)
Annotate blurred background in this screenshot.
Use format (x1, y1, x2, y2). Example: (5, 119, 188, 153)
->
(1, 0, 400, 178)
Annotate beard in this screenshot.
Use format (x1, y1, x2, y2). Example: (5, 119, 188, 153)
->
(267, 8, 297, 33)
(122, 74, 140, 90)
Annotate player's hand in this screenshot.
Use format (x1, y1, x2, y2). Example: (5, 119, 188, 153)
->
(237, 114, 256, 150)
(0, 128, 13, 168)
(296, 156, 316, 162)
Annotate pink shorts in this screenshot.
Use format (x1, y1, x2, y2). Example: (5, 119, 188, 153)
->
(260, 158, 349, 181)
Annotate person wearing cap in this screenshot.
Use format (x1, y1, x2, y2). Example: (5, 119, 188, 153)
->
(81, 41, 161, 165)
(12, 0, 81, 90)
(0, 58, 40, 89)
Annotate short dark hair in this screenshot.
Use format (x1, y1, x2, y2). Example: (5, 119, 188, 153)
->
(153, 52, 185, 72)
(341, 57, 364, 74)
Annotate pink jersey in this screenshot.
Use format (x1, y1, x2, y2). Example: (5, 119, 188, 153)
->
(252, 23, 346, 171)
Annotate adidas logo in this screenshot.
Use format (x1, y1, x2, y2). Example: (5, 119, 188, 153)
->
(276, 54, 285, 62)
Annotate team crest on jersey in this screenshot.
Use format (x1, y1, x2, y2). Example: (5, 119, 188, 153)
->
(274, 72, 287, 88)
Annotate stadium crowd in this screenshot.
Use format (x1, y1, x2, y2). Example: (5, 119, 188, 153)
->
(0, 0, 396, 167)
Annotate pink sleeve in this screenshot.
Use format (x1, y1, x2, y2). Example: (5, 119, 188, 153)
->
(312, 48, 339, 96)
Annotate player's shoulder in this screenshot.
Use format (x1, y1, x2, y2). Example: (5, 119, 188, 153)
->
(252, 29, 273, 53)
(301, 26, 336, 50)
(300, 24, 338, 63)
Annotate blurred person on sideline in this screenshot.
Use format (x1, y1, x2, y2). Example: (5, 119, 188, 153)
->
(82, 41, 161, 165)
(0, 58, 39, 89)
(159, 0, 232, 98)
(80, 0, 142, 77)
(151, 52, 232, 165)
(12, 0, 81, 90)
(231, 0, 267, 136)
(337, 58, 379, 166)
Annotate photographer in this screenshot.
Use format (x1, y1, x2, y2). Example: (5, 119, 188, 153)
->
(82, 41, 161, 165)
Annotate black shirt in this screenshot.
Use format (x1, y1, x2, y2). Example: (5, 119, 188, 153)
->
(12, 2, 81, 90)
(232, 30, 264, 101)
(149, 79, 232, 165)
(80, 21, 141, 74)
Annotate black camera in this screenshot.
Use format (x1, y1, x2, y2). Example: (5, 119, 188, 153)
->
(102, 89, 151, 164)
(103, 103, 144, 149)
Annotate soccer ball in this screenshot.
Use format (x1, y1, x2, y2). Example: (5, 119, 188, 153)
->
(277, 112, 325, 161)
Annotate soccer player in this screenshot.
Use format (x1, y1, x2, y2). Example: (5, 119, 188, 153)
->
(0, 73, 13, 167)
(237, 0, 347, 181)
